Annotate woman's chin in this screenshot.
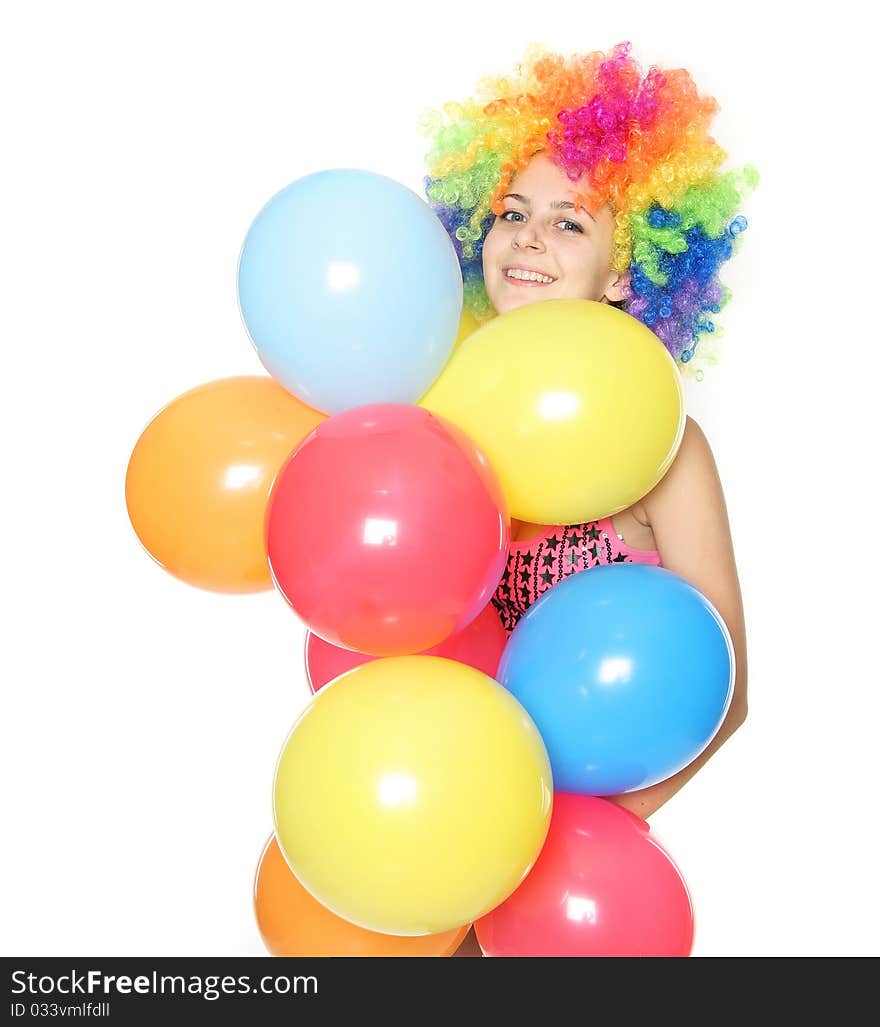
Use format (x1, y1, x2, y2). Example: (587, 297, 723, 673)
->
(488, 290, 552, 315)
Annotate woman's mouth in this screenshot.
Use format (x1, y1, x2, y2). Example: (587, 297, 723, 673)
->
(502, 267, 557, 287)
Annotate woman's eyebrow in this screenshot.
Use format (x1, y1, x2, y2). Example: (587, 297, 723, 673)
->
(503, 193, 596, 220)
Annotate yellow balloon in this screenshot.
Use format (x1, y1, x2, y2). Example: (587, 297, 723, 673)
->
(273, 656, 553, 936)
(452, 308, 481, 352)
(420, 299, 685, 524)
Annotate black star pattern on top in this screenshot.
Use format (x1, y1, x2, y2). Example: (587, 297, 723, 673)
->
(490, 519, 659, 632)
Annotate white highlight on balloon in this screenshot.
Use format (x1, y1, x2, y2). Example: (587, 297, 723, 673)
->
(377, 773, 418, 809)
(565, 896, 598, 924)
(597, 657, 633, 685)
(326, 261, 361, 291)
(363, 518, 399, 546)
(537, 391, 580, 421)
(223, 464, 262, 490)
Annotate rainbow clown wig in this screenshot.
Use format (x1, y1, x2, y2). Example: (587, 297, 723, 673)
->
(419, 42, 758, 377)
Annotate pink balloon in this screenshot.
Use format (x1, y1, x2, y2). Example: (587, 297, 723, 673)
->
(475, 793, 694, 956)
(265, 403, 509, 656)
(305, 603, 510, 692)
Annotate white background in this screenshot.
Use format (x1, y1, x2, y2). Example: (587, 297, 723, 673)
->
(2, 1, 876, 957)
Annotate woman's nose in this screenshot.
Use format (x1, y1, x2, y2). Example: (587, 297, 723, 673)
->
(513, 223, 546, 251)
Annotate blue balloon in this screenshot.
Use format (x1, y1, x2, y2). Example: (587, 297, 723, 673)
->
(497, 564, 734, 795)
(237, 169, 463, 415)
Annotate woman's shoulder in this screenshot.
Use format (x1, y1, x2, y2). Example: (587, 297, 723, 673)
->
(676, 414, 714, 469)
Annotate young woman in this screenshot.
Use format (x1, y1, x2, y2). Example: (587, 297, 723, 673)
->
(420, 41, 757, 955)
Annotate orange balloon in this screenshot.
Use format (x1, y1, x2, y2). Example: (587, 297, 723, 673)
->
(254, 835, 470, 956)
(125, 376, 325, 593)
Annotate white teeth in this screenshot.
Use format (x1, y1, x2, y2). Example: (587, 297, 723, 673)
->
(505, 268, 554, 283)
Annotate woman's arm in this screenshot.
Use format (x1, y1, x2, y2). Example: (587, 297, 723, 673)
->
(606, 415, 749, 820)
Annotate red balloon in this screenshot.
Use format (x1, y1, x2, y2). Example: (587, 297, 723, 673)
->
(305, 602, 510, 692)
(266, 403, 509, 656)
(475, 794, 694, 957)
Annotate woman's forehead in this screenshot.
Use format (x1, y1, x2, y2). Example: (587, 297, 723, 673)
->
(510, 153, 576, 193)
(508, 156, 608, 220)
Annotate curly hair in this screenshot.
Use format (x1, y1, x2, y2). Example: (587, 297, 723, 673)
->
(419, 41, 758, 378)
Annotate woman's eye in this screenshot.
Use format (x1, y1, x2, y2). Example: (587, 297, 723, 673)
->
(499, 211, 582, 233)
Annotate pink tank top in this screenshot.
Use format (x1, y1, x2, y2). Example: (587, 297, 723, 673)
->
(491, 516, 662, 632)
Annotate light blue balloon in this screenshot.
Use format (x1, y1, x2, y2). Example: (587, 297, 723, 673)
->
(497, 564, 734, 796)
(237, 169, 463, 414)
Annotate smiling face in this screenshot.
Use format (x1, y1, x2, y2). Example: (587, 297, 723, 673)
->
(481, 153, 626, 315)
